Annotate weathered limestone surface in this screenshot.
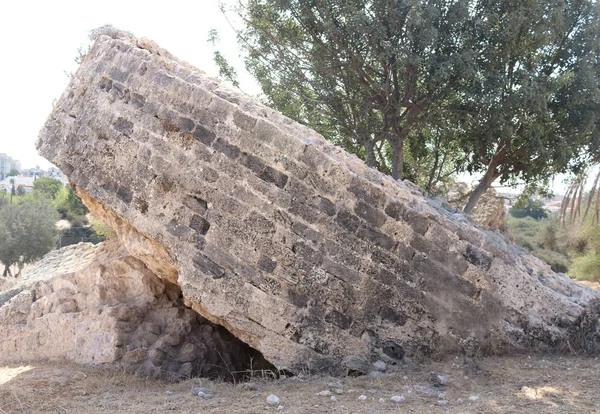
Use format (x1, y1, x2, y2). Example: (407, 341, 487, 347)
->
(0, 241, 269, 380)
(37, 33, 600, 373)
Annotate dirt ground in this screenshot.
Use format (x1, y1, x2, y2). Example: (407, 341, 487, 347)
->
(1, 354, 599, 413)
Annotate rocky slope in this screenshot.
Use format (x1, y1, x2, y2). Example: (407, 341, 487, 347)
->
(36, 31, 600, 374)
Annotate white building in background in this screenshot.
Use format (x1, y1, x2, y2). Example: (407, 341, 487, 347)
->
(0, 153, 21, 179)
(0, 176, 34, 193)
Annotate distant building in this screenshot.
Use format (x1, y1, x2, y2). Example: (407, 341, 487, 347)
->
(0, 176, 34, 193)
(20, 165, 68, 184)
(0, 153, 21, 180)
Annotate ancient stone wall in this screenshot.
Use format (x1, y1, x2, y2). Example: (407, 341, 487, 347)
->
(37, 33, 600, 374)
(0, 241, 270, 380)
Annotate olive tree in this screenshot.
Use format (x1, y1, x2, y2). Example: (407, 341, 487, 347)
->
(0, 200, 58, 277)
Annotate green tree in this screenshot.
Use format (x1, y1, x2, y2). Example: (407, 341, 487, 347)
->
(225, 0, 474, 180)
(7, 168, 19, 177)
(53, 186, 88, 218)
(33, 177, 64, 200)
(458, 0, 600, 213)
(510, 197, 548, 220)
(16, 185, 26, 197)
(0, 200, 58, 277)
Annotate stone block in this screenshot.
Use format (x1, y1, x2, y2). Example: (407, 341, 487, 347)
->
(35, 33, 600, 377)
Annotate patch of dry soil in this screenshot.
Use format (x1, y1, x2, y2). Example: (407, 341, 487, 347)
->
(1, 355, 599, 413)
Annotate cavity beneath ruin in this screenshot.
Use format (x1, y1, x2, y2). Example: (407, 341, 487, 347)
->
(0, 241, 274, 381)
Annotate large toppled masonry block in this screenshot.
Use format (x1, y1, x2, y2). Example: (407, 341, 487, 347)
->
(37, 32, 600, 374)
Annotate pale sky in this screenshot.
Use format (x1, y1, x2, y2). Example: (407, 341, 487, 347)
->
(0, 0, 253, 170)
(0, 1, 589, 195)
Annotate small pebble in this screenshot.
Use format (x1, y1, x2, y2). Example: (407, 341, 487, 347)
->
(347, 389, 355, 394)
(191, 387, 212, 397)
(391, 395, 405, 403)
(402, 375, 408, 380)
(316, 390, 332, 397)
(335, 389, 344, 395)
(368, 389, 377, 394)
(266, 395, 280, 406)
(469, 395, 480, 401)
(369, 371, 383, 378)
(434, 374, 448, 386)
(277, 405, 284, 411)
(438, 400, 449, 406)
(358, 395, 368, 401)
(373, 360, 387, 372)
(457, 398, 464, 403)
(250, 393, 261, 399)
(331, 396, 337, 402)
(379, 398, 385, 403)
(165, 390, 174, 396)
(240, 382, 258, 391)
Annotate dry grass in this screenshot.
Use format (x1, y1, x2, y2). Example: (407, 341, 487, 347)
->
(1, 355, 599, 413)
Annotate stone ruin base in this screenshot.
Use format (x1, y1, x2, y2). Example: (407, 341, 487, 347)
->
(0, 241, 273, 381)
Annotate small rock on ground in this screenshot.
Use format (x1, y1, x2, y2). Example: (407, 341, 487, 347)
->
(266, 395, 280, 406)
(372, 360, 387, 372)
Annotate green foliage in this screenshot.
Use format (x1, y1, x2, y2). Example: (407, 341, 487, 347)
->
(33, 177, 64, 200)
(88, 214, 117, 240)
(222, 0, 600, 211)
(507, 216, 543, 251)
(227, 0, 472, 182)
(207, 29, 240, 88)
(7, 168, 19, 177)
(509, 197, 548, 220)
(0, 200, 58, 277)
(457, 0, 600, 211)
(53, 186, 88, 219)
(570, 253, 600, 281)
(538, 220, 558, 251)
(532, 249, 570, 274)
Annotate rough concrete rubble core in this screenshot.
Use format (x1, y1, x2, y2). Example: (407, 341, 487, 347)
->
(0, 241, 271, 379)
(36, 33, 600, 374)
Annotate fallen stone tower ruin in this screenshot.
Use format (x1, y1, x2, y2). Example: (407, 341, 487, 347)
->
(31, 32, 600, 374)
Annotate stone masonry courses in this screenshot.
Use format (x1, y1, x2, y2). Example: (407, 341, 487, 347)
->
(37, 32, 600, 375)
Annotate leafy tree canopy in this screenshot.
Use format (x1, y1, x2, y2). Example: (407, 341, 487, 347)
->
(0, 200, 58, 277)
(224, 0, 473, 181)
(217, 0, 600, 212)
(33, 177, 64, 200)
(510, 197, 548, 220)
(7, 168, 19, 177)
(458, 0, 600, 213)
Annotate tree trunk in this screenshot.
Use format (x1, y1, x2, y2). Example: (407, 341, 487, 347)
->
(365, 140, 376, 168)
(464, 145, 509, 215)
(391, 135, 404, 180)
(464, 161, 501, 215)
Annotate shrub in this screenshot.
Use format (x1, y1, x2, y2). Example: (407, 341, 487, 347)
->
(570, 253, 600, 281)
(532, 249, 570, 274)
